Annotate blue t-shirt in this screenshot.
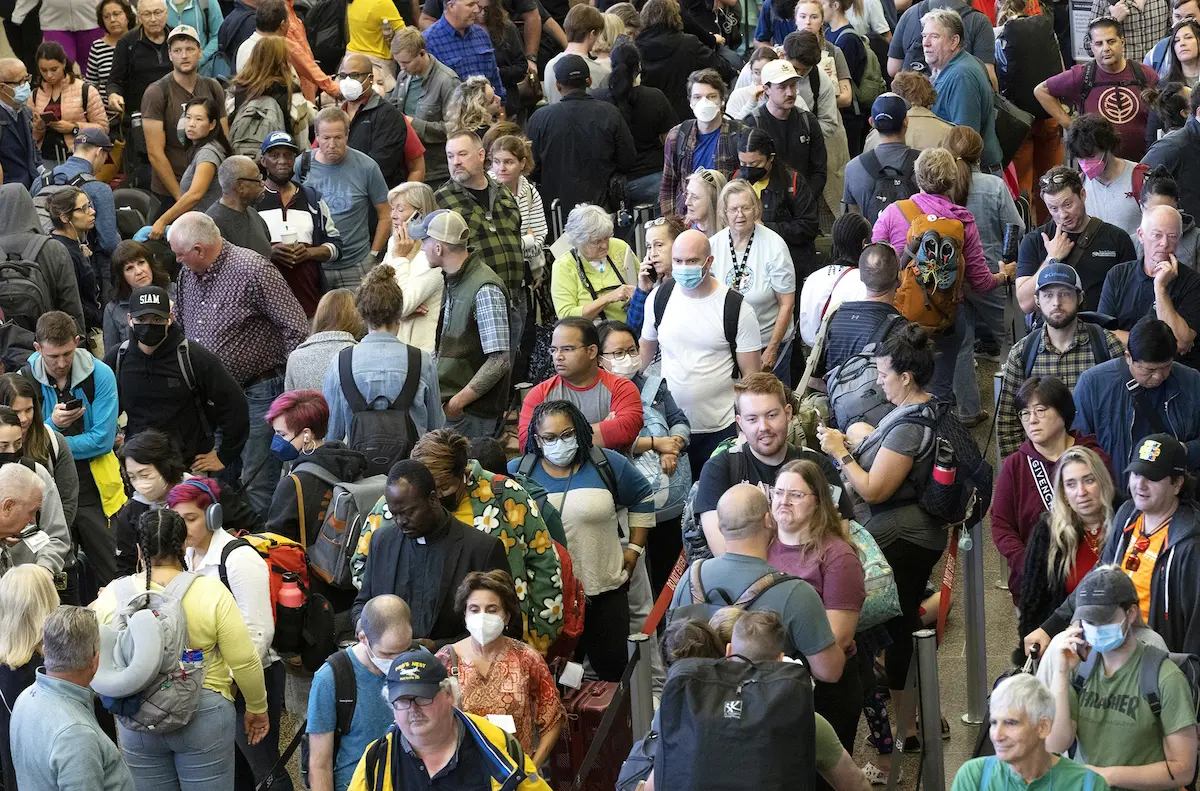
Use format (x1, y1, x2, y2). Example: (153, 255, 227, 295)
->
(754, 0, 797, 45)
(692, 127, 721, 172)
(296, 149, 389, 269)
(306, 648, 395, 791)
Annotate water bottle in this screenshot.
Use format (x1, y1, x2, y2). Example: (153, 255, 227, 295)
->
(274, 573, 307, 655)
(932, 437, 957, 486)
(1002, 223, 1021, 263)
(278, 575, 306, 609)
(180, 648, 204, 678)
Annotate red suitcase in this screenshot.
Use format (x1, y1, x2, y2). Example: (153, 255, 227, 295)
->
(550, 680, 633, 791)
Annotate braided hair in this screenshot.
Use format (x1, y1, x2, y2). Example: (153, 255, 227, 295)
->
(523, 400, 594, 465)
(136, 509, 188, 591)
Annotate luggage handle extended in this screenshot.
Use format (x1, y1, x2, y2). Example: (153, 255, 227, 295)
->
(572, 640, 642, 791)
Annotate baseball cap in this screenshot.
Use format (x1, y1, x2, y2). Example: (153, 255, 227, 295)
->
(870, 93, 909, 134)
(554, 54, 590, 88)
(1036, 262, 1084, 292)
(1125, 433, 1188, 482)
(760, 60, 800, 86)
(74, 128, 112, 150)
(261, 131, 301, 155)
(128, 286, 171, 319)
(167, 24, 202, 46)
(385, 650, 448, 703)
(1074, 565, 1139, 625)
(408, 209, 470, 245)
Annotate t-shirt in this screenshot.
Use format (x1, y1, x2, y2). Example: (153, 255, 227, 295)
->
(140, 73, 226, 195)
(1120, 514, 1170, 621)
(1097, 257, 1200, 369)
(641, 282, 762, 433)
(297, 149, 389, 268)
(347, 0, 405, 59)
(753, 105, 819, 178)
(842, 142, 918, 215)
(819, 300, 904, 376)
(799, 265, 868, 348)
(1083, 160, 1144, 240)
(542, 51, 610, 104)
(951, 755, 1110, 791)
(694, 443, 853, 521)
(1043, 62, 1159, 161)
(855, 402, 941, 550)
(206, 202, 273, 258)
(307, 648, 394, 791)
(178, 140, 228, 212)
(692, 126, 720, 172)
(767, 536, 866, 611)
(709, 226, 797, 346)
(1017, 218, 1137, 315)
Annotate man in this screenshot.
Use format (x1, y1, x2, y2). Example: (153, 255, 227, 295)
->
(38, 130, 121, 259)
(640, 230, 761, 477)
(1035, 17, 1158, 162)
(414, 209, 511, 440)
(743, 58, 827, 207)
(1142, 88, 1200, 222)
(517, 317, 643, 450)
(24, 311, 121, 588)
(951, 674, 1109, 791)
(843, 93, 919, 223)
(338, 53, 425, 187)
(669, 484, 845, 681)
(10, 606, 134, 791)
(997, 263, 1125, 458)
(527, 54, 637, 219)
(348, 650, 550, 791)
(352, 460, 507, 642)
(298, 107, 390, 291)
(923, 8, 1002, 169)
(390, 29, 460, 190)
(104, 284, 249, 477)
(206, 155, 271, 257)
(812, 242, 904, 375)
(660, 69, 745, 216)
(542, 5, 609, 104)
(1072, 318, 1200, 496)
(417, 0, 543, 75)
(421, 0, 506, 99)
(781, 31, 844, 154)
(1016, 167, 1136, 317)
(695, 372, 851, 556)
(1098, 205, 1200, 367)
(140, 24, 227, 208)
(235, 0, 288, 71)
(888, 0, 996, 85)
(0, 184, 86, 334)
(170, 211, 307, 516)
(0, 425, 70, 584)
(257, 132, 341, 318)
(0, 462, 46, 577)
(0, 59, 40, 189)
(1090, 0, 1171, 64)
(308, 595, 415, 791)
(107, 0, 173, 116)
(1143, 0, 1199, 74)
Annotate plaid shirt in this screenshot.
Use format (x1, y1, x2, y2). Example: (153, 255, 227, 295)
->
(436, 176, 525, 297)
(659, 117, 745, 216)
(1088, 0, 1171, 64)
(439, 281, 511, 355)
(422, 17, 507, 99)
(997, 323, 1126, 458)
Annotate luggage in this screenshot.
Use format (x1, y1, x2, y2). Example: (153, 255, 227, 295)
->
(550, 680, 633, 791)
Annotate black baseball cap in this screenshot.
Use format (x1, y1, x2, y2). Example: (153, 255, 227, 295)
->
(128, 286, 170, 319)
(385, 650, 448, 702)
(1125, 433, 1187, 482)
(554, 54, 590, 88)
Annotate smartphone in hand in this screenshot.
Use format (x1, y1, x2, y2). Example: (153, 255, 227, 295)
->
(60, 398, 83, 411)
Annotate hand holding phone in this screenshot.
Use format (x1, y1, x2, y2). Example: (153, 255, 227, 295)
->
(60, 397, 82, 411)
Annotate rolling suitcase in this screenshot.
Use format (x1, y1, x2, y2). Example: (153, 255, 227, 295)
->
(550, 680, 633, 791)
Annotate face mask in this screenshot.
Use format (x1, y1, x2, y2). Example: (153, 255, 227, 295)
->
(339, 78, 365, 102)
(366, 645, 394, 675)
(736, 166, 768, 183)
(1082, 619, 1127, 653)
(0, 451, 21, 466)
(541, 436, 579, 466)
(465, 612, 506, 646)
(674, 264, 705, 289)
(270, 434, 300, 462)
(1078, 157, 1106, 180)
(440, 492, 460, 511)
(133, 474, 169, 502)
(692, 98, 720, 124)
(603, 354, 640, 379)
(131, 322, 167, 346)
(11, 82, 30, 105)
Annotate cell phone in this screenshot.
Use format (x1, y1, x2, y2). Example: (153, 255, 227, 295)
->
(40, 112, 57, 124)
(1071, 620, 1091, 663)
(17, 524, 40, 539)
(60, 397, 82, 411)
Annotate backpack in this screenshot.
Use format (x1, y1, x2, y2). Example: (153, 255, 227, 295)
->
(836, 28, 886, 110)
(652, 279, 746, 379)
(305, 0, 350, 75)
(1021, 322, 1111, 379)
(826, 313, 906, 430)
(631, 375, 693, 520)
(115, 338, 213, 443)
(298, 649, 357, 788)
(545, 538, 585, 662)
(618, 730, 658, 791)
(299, 462, 388, 590)
(95, 572, 206, 733)
(893, 199, 967, 333)
(229, 95, 288, 158)
(655, 658, 816, 791)
(680, 440, 747, 565)
(0, 237, 53, 333)
(218, 531, 316, 655)
(849, 520, 902, 631)
(1079, 59, 1148, 108)
(858, 149, 920, 225)
(34, 172, 96, 233)
(668, 558, 800, 628)
(339, 344, 421, 477)
(890, 398, 994, 524)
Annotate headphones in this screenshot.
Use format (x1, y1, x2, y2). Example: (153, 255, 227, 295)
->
(179, 479, 223, 532)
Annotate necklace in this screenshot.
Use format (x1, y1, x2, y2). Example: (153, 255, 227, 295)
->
(1083, 528, 1102, 554)
(727, 227, 754, 294)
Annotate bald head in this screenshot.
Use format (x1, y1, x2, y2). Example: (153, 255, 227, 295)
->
(671, 229, 714, 285)
(1139, 204, 1183, 266)
(358, 594, 413, 646)
(716, 483, 771, 541)
(340, 53, 372, 76)
(0, 59, 28, 104)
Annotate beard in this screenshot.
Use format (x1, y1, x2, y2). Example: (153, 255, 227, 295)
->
(1044, 306, 1079, 330)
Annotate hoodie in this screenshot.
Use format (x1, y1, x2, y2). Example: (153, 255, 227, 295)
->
(264, 441, 367, 547)
(0, 184, 85, 334)
(991, 431, 1111, 604)
(636, 25, 735, 123)
(871, 191, 998, 295)
(26, 347, 119, 463)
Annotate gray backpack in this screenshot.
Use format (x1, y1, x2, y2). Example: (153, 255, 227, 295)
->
(826, 314, 905, 430)
(296, 462, 387, 590)
(229, 96, 288, 157)
(33, 172, 96, 233)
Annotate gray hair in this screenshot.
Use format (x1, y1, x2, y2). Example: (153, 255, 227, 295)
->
(990, 673, 1055, 727)
(217, 155, 259, 195)
(314, 106, 349, 135)
(0, 462, 43, 507)
(358, 594, 412, 645)
(169, 212, 222, 250)
(137, 0, 166, 10)
(42, 605, 99, 673)
(388, 182, 437, 216)
(1140, 204, 1183, 234)
(564, 203, 615, 247)
(718, 179, 762, 222)
(921, 7, 964, 40)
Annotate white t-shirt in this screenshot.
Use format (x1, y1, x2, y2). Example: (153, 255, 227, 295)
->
(847, 0, 890, 36)
(642, 280, 762, 433)
(709, 224, 796, 346)
(236, 31, 265, 72)
(798, 264, 868, 346)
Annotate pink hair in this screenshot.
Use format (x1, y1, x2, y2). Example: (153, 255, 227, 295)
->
(167, 477, 222, 510)
(265, 389, 330, 439)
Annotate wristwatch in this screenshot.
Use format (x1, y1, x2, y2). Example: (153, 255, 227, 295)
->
(833, 452, 854, 470)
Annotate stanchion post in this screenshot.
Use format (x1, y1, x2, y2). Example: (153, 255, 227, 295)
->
(962, 518, 989, 725)
(916, 628, 946, 791)
(628, 634, 654, 738)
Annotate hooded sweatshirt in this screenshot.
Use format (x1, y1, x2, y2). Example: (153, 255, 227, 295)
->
(871, 191, 998, 295)
(26, 347, 118, 463)
(264, 441, 368, 547)
(0, 184, 85, 333)
(991, 431, 1111, 604)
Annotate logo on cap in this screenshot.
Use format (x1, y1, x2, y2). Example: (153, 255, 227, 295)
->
(138, 292, 163, 306)
(1138, 440, 1162, 462)
(394, 661, 424, 678)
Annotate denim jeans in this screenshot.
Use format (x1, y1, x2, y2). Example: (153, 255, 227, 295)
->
(954, 284, 1007, 419)
(119, 689, 236, 791)
(928, 312, 965, 404)
(242, 375, 285, 517)
(234, 661, 291, 791)
(626, 172, 663, 210)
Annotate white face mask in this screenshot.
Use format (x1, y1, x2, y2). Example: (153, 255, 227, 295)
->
(691, 98, 720, 123)
(366, 644, 393, 675)
(603, 354, 640, 379)
(541, 436, 579, 467)
(339, 77, 365, 102)
(465, 612, 506, 646)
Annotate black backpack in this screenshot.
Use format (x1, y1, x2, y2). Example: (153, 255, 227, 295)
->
(1079, 59, 1147, 107)
(339, 344, 422, 477)
(0, 236, 53, 333)
(858, 149, 919, 225)
(293, 649, 356, 789)
(305, 0, 350, 75)
(1021, 322, 1111, 378)
(652, 280, 746, 379)
(890, 398, 994, 524)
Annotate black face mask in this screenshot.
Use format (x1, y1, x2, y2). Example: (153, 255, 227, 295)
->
(131, 322, 168, 346)
(736, 166, 769, 183)
(0, 451, 22, 466)
(440, 493, 460, 511)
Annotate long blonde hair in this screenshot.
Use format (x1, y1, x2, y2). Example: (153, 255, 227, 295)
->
(1046, 446, 1115, 583)
(231, 36, 296, 104)
(775, 460, 853, 556)
(0, 565, 59, 669)
(686, 169, 727, 233)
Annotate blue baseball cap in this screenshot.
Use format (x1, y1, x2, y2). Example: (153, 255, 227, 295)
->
(1036, 262, 1083, 292)
(261, 131, 301, 155)
(385, 651, 448, 702)
(870, 93, 909, 134)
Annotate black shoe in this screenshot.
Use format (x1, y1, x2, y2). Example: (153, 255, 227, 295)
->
(900, 736, 921, 753)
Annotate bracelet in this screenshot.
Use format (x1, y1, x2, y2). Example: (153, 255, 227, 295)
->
(628, 544, 644, 556)
(650, 437, 656, 452)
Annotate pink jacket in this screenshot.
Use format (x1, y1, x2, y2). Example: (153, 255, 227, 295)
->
(871, 192, 996, 294)
(31, 79, 109, 153)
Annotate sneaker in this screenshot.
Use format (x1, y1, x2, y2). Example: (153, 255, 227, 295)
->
(960, 410, 991, 428)
(862, 763, 903, 785)
(974, 340, 1002, 362)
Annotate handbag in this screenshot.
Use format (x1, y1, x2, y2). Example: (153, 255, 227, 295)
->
(526, 284, 557, 385)
(517, 70, 543, 105)
(850, 520, 902, 631)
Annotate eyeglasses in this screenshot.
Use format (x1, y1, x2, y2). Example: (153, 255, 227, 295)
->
(391, 695, 436, 710)
(140, 8, 166, 17)
(1039, 173, 1077, 187)
(643, 216, 669, 230)
(71, 203, 95, 214)
(537, 428, 576, 444)
(335, 71, 371, 81)
(771, 488, 814, 503)
(1017, 405, 1052, 422)
(602, 349, 639, 359)
(0, 78, 29, 87)
(237, 176, 264, 185)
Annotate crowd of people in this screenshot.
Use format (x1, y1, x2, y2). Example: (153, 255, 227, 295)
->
(2, 0, 1200, 786)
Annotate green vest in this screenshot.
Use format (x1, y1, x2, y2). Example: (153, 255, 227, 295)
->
(437, 256, 510, 419)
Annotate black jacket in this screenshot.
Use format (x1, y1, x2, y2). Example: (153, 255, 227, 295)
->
(107, 26, 172, 111)
(352, 514, 508, 647)
(744, 104, 827, 202)
(757, 162, 820, 271)
(1142, 116, 1200, 223)
(349, 94, 410, 187)
(636, 25, 736, 123)
(53, 234, 102, 332)
(265, 442, 368, 546)
(1017, 513, 1065, 661)
(104, 324, 249, 466)
(490, 19, 527, 117)
(217, 2, 257, 66)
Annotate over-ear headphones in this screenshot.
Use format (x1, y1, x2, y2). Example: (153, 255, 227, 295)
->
(179, 479, 223, 532)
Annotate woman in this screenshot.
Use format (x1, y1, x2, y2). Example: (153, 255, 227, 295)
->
(437, 570, 564, 763)
(797, 212, 872, 348)
(445, 76, 502, 140)
(550, 203, 637, 322)
(284, 289, 365, 393)
(1135, 168, 1200, 268)
(103, 239, 172, 350)
(0, 373, 78, 533)
(684, 168, 727, 235)
(508, 400, 655, 681)
(478, 0, 526, 117)
(150, 96, 233, 238)
(592, 44, 678, 208)
(727, 46, 777, 120)
(86, 0, 133, 105)
(1064, 113, 1144, 238)
(1161, 18, 1200, 86)
(871, 147, 1010, 399)
(30, 41, 109, 163)
(46, 186, 103, 335)
(637, 0, 733, 123)
(383, 183, 442, 353)
(943, 126, 1024, 426)
(1146, 81, 1192, 145)
(733, 127, 820, 275)
(866, 71, 954, 152)
(628, 214, 687, 338)
(822, 0, 867, 154)
(13, 0, 102, 68)
(488, 136, 548, 290)
(993, 376, 1111, 606)
(592, 13, 625, 67)
(93, 509, 269, 791)
(847, 0, 890, 38)
(1018, 446, 1114, 654)
(709, 180, 797, 381)
(345, 0, 403, 94)
(230, 37, 309, 150)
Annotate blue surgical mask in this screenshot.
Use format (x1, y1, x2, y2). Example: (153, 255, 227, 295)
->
(1082, 619, 1127, 654)
(11, 82, 30, 105)
(541, 436, 579, 467)
(674, 264, 705, 289)
(270, 434, 300, 462)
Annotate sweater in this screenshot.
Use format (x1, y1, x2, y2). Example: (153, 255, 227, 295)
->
(284, 331, 357, 394)
(871, 191, 998, 295)
(518, 369, 644, 451)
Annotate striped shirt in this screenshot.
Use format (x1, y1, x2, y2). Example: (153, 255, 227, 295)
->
(86, 39, 116, 105)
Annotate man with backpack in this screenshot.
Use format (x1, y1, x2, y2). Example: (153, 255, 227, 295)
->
(659, 69, 744, 216)
(34, 130, 121, 262)
(743, 58, 828, 207)
(0, 183, 86, 335)
(816, 241, 905, 377)
(843, 94, 919, 224)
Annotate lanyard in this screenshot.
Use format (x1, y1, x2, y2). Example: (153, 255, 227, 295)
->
(727, 228, 754, 293)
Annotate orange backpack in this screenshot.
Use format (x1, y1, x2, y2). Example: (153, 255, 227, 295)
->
(893, 200, 967, 333)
